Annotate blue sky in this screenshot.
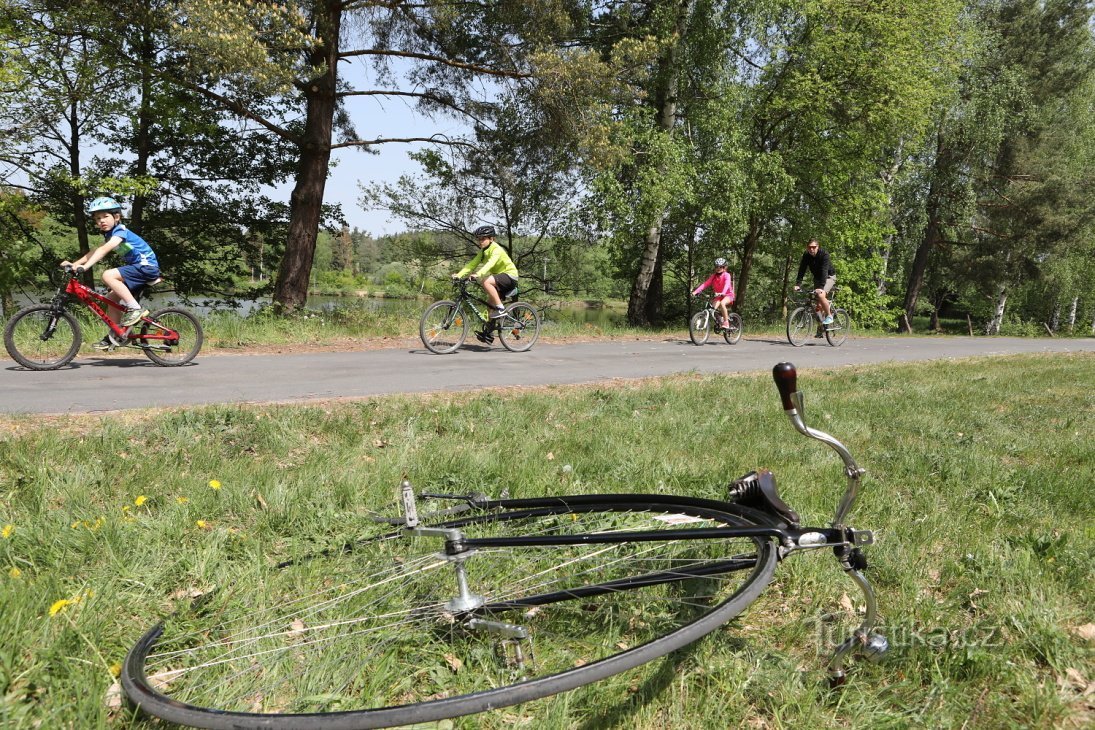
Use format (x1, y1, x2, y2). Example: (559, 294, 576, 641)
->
(308, 58, 473, 237)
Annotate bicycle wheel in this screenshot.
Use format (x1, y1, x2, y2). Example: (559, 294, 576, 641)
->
(722, 313, 743, 345)
(3, 305, 82, 370)
(420, 300, 468, 354)
(825, 309, 850, 347)
(786, 307, 814, 347)
(688, 310, 711, 345)
(139, 308, 204, 366)
(498, 302, 540, 352)
(122, 494, 780, 730)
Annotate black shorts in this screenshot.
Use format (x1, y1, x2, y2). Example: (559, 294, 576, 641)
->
(493, 273, 517, 297)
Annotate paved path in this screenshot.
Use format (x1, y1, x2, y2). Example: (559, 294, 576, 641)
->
(1, 335, 1091, 415)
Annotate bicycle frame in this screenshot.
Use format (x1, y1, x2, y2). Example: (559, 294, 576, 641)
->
(788, 288, 836, 321)
(399, 362, 886, 683)
(55, 271, 177, 343)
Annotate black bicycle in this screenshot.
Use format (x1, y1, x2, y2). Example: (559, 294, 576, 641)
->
(121, 363, 887, 730)
(786, 288, 850, 347)
(689, 296, 743, 345)
(419, 278, 541, 354)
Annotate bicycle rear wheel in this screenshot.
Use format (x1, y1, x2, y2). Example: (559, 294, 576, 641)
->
(498, 302, 540, 352)
(122, 495, 779, 730)
(786, 307, 813, 347)
(139, 308, 203, 366)
(3, 305, 82, 370)
(722, 313, 743, 345)
(688, 310, 711, 345)
(825, 309, 850, 347)
(420, 300, 468, 354)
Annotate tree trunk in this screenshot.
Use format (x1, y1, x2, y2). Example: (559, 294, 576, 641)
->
(986, 285, 1007, 335)
(1048, 300, 1060, 333)
(272, 4, 341, 312)
(1067, 296, 1077, 332)
(626, 0, 693, 326)
(736, 216, 762, 312)
(901, 134, 948, 332)
(130, 26, 155, 232)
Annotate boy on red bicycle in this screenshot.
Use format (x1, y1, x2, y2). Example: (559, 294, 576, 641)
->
(61, 197, 161, 349)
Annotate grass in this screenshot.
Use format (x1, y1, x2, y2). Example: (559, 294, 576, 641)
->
(0, 354, 1092, 728)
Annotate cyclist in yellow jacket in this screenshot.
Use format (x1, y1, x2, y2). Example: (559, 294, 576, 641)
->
(454, 225, 518, 320)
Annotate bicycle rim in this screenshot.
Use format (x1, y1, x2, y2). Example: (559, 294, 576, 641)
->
(3, 305, 82, 370)
(140, 308, 203, 366)
(825, 309, 850, 346)
(786, 308, 812, 347)
(420, 301, 468, 354)
(688, 311, 710, 345)
(122, 495, 778, 730)
(723, 313, 743, 345)
(498, 303, 540, 352)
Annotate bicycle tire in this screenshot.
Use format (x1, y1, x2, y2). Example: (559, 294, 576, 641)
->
(122, 494, 780, 730)
(722, 313, 743, 345)
(420, 300, 468, 354)
(786, 307, 813, 347)
(139, 308, 204, 366)
(3, 305, 82, 370)
(498, 302, 540, 352)
(825, 309, 850, 347)
(688, 310, 711, 345)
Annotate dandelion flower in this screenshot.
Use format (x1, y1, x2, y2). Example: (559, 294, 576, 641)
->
(176, 496, 189, 504)
(9, 567, 22, 578)
(196, 520, 207, 529)
(134, 495, 148, 507)
(209, 480, 222, 490)
(49, 598, 73, 616)
(1, 524, 12, 539)
(109, 661, 122, 678)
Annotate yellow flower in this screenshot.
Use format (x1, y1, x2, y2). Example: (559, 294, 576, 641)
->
(176, 496, 189, 504)
(196, 520, 207, 529)
(134, 495, 148, 507)
(208, 480, 222, 490)
(9, 567, 22, 578)
(1, 524, 12, 539)
(109, 661, 122, 678)
(49, 598, 73, 616)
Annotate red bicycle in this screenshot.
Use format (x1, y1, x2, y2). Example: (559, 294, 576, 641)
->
(3, 266, 203, 370)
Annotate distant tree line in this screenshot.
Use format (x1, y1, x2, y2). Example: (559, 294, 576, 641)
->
(2, 1, 1093, 334)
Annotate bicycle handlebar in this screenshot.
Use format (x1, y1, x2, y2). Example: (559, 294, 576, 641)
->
(772, 362, 798, 411)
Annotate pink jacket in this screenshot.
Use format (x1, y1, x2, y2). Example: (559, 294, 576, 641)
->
(692, 271, 735, 300)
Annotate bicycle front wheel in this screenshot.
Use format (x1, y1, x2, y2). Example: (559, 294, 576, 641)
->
(140, 308, 203, 366)
(498, 302, 540, 352)
(3, 305, 82, 370)
(420, 300, 468, 354)
(722, 313, 743, 345)
(825, 309, 850, 347)
(786, 307, 813, 347)
(122, 495, 779, 730)
(688, 310, 711, 345)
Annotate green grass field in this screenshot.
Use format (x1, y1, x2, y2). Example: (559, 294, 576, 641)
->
(1, 354, 1092, 728)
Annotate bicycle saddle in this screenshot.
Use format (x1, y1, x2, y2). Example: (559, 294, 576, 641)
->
(727, 469, 801, 526)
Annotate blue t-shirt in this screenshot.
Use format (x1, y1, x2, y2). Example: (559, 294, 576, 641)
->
(105, 223, 159, 269)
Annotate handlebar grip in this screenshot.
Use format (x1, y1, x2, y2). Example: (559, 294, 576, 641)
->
(772, 362, 798, 411)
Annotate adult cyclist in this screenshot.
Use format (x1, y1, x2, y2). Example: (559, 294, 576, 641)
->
(793, 239, 836, 326)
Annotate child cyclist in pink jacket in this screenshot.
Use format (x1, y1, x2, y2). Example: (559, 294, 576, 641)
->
(692, 257, 735, 329)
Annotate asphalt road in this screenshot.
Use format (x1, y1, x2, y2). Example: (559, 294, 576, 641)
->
(2, 335, 1092, 415)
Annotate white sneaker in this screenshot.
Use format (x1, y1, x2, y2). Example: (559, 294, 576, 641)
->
(822, 315, 834, 325)
(489, 307, 506, 319)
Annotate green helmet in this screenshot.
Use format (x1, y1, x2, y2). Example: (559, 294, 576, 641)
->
(88, 196, 122, 214)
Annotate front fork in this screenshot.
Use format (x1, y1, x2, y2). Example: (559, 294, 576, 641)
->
(772, 363, 889, 682)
